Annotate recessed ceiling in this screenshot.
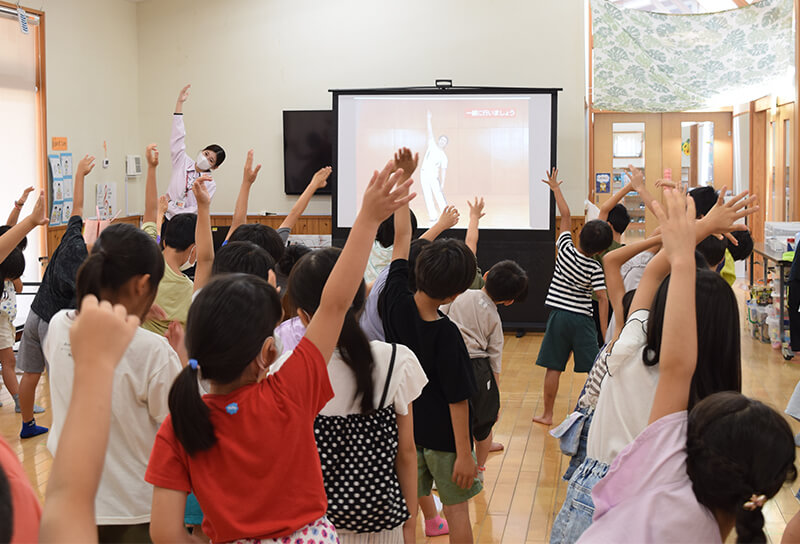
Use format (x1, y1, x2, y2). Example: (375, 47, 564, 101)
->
(611, 0, 754, 14)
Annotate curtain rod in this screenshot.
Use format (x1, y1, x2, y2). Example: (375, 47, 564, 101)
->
(0, 5, 40, 24)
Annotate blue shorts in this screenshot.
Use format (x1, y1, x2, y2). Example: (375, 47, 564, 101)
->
(549, 457, 609, 544)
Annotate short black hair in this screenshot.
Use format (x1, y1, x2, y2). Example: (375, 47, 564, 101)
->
(579, 220, 613, 256)
(229, 224, 285, 262)
(204, 144, 226, 168)
(0, 226, 26, 251)
(485, 260, 528, 303)
(727, 230, 754, 262)
(414, 239, 476, 300)
(0, 248, 24, 280)
(163, 213, 197, 251)
(607, 204, 630, 235)
(212, 241, 275, 281)
(277, 243, 312, 278)
(376, 210, 418, 248)
(689, 186, 718, 218)
(696, 235, 727, 268)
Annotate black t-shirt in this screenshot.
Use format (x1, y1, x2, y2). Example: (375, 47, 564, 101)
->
(31, 216, 88, 322)
(382, 259, 477, 452)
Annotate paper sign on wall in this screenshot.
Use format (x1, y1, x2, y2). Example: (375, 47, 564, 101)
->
(51, 137, 68, 151)
(595, 173, 611, 194)
(48, 153, 64, 226)
(96, 183, 117, 220)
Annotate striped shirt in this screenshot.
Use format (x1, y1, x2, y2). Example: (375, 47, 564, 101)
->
(545, 232, 605, 317)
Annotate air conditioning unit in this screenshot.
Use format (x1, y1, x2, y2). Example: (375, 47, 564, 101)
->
(126, 155, 142, 176)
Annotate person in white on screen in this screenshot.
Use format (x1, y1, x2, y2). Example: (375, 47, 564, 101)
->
(166, 84, 226, 219)
(420, 110, 449, 222)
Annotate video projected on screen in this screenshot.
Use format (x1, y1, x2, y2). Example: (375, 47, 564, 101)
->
(336, 93, 553, 230)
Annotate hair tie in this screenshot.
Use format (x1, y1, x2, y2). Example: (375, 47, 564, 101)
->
(188, 358, 198, 370)
(743, 494, 767, 511)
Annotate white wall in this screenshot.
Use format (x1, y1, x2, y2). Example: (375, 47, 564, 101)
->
(134, 0, 587, 216)
(42, 0, 140, 215)
(733, 112, 750, 195)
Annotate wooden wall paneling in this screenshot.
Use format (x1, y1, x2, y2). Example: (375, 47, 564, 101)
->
(752, 110, 768, 242)
(689, 124, 699, 187)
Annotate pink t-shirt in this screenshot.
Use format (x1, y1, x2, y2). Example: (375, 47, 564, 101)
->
(578, 411, 721, 544)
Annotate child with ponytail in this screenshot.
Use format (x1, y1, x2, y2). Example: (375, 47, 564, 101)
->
(145, 159, 415, 543)
(577, 189, 797, 544)
(44, 223, 181, 542)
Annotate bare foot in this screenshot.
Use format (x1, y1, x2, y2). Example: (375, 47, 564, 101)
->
(489, 441, 504, 452)
(532, 415, 553, 426)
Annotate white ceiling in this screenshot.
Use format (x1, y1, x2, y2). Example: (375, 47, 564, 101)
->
(611, 0, 754, 14)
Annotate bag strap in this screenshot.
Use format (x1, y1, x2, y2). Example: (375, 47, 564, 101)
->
(378, 343, 397, 409)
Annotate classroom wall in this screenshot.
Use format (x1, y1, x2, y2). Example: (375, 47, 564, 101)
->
(41, 0, 141, 215)
(134, 0, 588, 216)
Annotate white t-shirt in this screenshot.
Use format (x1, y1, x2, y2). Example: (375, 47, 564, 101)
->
(586, 309, 658, 465)
(440, 290, 504, 373)
(44, 310, 182, 525)
(319, 341, 428, 416)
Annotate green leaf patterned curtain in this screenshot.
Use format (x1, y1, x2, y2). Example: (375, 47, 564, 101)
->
(592, 0, 794, 112)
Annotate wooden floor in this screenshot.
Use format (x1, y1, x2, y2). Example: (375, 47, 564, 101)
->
(2, 283, 800, 543)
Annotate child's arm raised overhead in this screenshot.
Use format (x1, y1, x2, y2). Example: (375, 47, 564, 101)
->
(225, 150, 261, 241)
(391, 148, 418, 262)
(278, 165, 331, 234)
(598, 179, 633, 222)
(648, 191, 698, 424)
(465, 197, 485, 255)
(143, 144, 159, 224)
(543, 168, 571, 236)
(6, 186, 34, 226)
(0, 191, 48, 263)
(603, 235, 663, 333)
(626, 165, 659, 216)
(73, 154, 95, 218)
(192, 177, 214, 291)
(419, 205, 459, 242)
(39, 296, 140, 544)
(304, 161, 415, 362)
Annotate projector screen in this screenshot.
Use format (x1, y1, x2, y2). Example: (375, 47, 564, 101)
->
(335, 92, 554, 230)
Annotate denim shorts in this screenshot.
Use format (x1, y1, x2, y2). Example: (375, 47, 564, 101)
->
(549, 457, 609, 544)
(562, 408, 594, 482)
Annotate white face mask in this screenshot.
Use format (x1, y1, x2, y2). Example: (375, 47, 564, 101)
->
(195, 152, 211, 172)
(180, 247, 197, 271)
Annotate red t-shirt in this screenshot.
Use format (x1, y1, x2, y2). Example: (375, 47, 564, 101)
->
(145, 338, 333, 543)
(0, 436, 42, 542)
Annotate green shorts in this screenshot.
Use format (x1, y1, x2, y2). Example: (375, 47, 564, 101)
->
(535, 308, 599, 373)
(417, 447, 483, 505)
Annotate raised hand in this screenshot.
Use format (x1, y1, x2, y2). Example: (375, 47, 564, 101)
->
(360, 161, 416, 225)
(77, 155, 96, 177)
(437, 205, 460, 229)
(71, 295, 139, 372)
(626, 164, 645, 192)
(192, 175, 212, 207)
(177, 84, 191, 104)
(311, 166, 332, 189)
(28, 190, 49, 226)
(158, 195, 170, 217)
(393, 147, 419, 180)
(468, 197, 485, 221)
(17, 187, 35, 207)
(700, 187, 758, 243)
(651, 190, 696, 264)
(243, 149, 262, 186)
(146, 144, 159, 167)
(541, 168, 562, 191)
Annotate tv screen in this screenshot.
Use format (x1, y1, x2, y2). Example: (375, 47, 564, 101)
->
(283, 110, 333, 195)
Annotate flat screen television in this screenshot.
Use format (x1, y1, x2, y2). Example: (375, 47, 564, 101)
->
(283, 110, 333, 195)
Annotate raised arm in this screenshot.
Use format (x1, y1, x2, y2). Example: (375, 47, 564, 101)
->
(390, 148, 419, 261)
(0, 191, 48, 263)
(39, 296, 139, 543)
(143, 144, 159, 224)
(598, 181, 632, 222)
(604, 235, 663, 332)
(72, 155, 95, 218)
(6, 187, 34, 226)
(626, 165, 658, 216)
(426, 110, 435, 143)
(278, 165, 330, 232)
(156, 196, 169, 240)
(226, 150, 262, 241)
(191, 176, 214, 292)
(171, 85, 190, 167)
(542, 168, 571, 235)
(420, 205, 459, 242)
(174, 84, 190, 115)
(465, 197, 485, 255)
(648, 191, 698, 424)
(304, 162, 414, 362)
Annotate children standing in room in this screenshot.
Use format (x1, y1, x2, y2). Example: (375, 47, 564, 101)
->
(533, 168, 612, 426)
(441, 259, 528, 482)
(145, 159, 414, 543)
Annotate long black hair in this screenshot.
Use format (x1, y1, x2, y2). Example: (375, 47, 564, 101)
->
(687, 392, 796, 543)
(287, 248, 375, 414)
(76, 223, 164, 306)
(169, 274, 282, 455)
(643, 268, 741, 408)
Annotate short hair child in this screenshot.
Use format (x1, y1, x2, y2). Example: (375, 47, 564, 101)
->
(606, 204, 630, 236)
(212, 241, 275, 281)
(442, 259, 528, 481)
(696, 235, 727, 269)
(0, 248, 24, 411)
(229, 224, 286, 262)
(534, 168, 612, 426)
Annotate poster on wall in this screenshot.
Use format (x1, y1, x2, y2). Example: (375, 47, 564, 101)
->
(96, 183, 117, 220)
(60, 152, 74, 222)
(595, 173, 611, 194)
(62, 201, 73, 223)
(48, 153, 64, 226)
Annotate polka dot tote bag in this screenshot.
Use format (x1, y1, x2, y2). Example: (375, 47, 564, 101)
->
(314, 343, 410, 533)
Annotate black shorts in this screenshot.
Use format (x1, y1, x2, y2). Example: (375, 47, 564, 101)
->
(471, 357, 500, 441)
